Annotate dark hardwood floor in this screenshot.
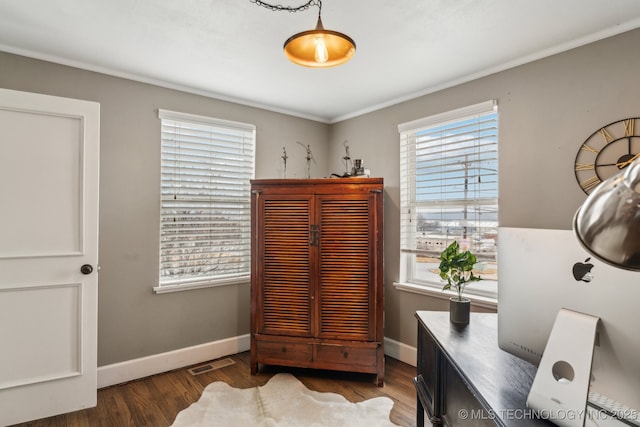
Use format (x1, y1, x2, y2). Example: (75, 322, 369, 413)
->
(11, 351, 418, 427)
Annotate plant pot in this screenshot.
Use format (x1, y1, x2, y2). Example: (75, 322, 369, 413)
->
(449, 297, 471, 325)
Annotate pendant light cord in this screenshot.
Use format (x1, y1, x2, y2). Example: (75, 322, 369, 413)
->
(250, 0, 322, 17)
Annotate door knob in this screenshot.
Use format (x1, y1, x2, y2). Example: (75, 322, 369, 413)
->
(80, 264, 94, 275)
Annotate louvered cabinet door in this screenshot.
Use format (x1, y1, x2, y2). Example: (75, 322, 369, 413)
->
(316, 195, 376, 341)
(256, 195, 313, 337)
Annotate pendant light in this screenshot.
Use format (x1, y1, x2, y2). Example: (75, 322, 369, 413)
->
(251, 0, 356, 68)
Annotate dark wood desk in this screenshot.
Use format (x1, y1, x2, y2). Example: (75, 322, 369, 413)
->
(415, 311, 553, 426)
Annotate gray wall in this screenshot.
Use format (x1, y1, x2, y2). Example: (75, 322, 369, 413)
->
(1, 27, 639, 365)
(329, 28, 640, 347)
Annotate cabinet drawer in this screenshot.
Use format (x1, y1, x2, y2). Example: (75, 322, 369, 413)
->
(256, 340, 313, 365)
(316, 343, 378, 367)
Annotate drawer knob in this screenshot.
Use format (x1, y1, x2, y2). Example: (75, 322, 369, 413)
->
(343, 351, 349, 359)
(282, 347, 287, 353)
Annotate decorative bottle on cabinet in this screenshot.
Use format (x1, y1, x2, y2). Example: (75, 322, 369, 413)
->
(250, 178, 384, 386)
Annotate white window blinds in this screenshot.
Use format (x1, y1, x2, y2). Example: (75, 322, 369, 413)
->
(399, 101, 499, 296)
(157, 109, 255, 292)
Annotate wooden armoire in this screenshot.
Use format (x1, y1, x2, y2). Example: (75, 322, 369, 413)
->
(250, 178, 384, 385)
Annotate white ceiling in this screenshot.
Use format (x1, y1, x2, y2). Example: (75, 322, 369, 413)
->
(1, 0, 640, 123)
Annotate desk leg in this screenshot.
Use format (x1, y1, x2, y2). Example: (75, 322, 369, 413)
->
(414, 375, 436, 427)
(417, 397, 425, 426)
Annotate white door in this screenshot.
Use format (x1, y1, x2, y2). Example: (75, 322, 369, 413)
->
(0, 89, 100, 425)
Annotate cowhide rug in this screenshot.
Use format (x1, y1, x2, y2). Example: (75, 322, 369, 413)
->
(171, 373, 399, 426)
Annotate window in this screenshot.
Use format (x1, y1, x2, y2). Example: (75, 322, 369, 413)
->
(155, 109, 255, 293)
(399, 100, 498, 298)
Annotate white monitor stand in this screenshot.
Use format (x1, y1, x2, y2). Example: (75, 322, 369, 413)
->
(527, 309, 599, 427)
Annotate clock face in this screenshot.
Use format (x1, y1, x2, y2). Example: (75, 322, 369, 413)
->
(574, 118, 640, 194)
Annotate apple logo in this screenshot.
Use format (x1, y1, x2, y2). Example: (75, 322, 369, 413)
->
(572, 258, 594, 282)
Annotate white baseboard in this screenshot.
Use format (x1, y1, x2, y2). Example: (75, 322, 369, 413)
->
(384, 336, 417, 367)
(97, 334, 416, 388)
(97, 334, 250, 388)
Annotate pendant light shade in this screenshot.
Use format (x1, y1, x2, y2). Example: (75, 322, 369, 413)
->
(251, 0, 355, 68)
(574, 158, 640, 270)
(284, 16, 356, 68)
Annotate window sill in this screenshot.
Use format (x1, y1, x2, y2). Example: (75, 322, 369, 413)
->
(153, 277, 249, 294)
(393, 281, 497, 310)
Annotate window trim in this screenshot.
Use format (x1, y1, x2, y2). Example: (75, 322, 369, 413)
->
(154, 109, 255, 294)
(398, 100, 498, 301)
(392, 280, 498, 310)
(153, 276, 250, 294)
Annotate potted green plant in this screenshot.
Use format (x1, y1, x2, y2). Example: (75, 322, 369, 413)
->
(438, 240, 482, 325)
